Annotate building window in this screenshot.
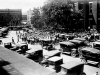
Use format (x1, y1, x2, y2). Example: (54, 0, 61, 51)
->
(98, 1, 100, 11)
(99, 1, 100, 8)
(78, 3, 83, 10)
(89, 2, 93, 13)
(89, 18, 95, 26)
(98, 18, 100, 20)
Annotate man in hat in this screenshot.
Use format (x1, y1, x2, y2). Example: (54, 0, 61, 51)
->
(12, 37, 15, 44)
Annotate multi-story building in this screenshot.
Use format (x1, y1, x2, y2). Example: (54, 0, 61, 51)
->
(73, 0, 100, 31)
(97, 1, 100, 31)
(22, 15, 27, 24)
(27, 9, 33, 25)
(0, 9, 22, 27)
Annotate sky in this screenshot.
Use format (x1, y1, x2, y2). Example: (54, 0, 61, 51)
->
(0, 0, 48, 14)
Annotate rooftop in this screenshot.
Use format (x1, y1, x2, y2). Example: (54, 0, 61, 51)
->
(61, 60, 83, 69)
(59, 41, 74, 46)
(48, 56, 63, 62)
(81, 47, 100, 53)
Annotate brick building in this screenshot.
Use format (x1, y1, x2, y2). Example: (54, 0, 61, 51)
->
(73, 0, 100, 31)
(22, 15, 27, 24)
(0, 9, 22, 27)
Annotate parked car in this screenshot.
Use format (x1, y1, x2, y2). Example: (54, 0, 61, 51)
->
(41, 50, 61, 66)
(89, 34, 100, 42)
(43, 50, 61, 59)
(59, 41, 78, 57)
(26, 47, 43, 63)
(96, 40, 100, 42)
(69, 39, 87, 48)
(74, 38, 86, 42)
(46, 56, 63, 72)
(4, 42, 12, 49)
(16, 42, 28, 54)
(80, 47, 100, 68)
(93, 41, 100, 49)
(73, 37, 89, 46)
(40, 39, 53, 47)
(40, 39, 56, 51)
(60, 60, 85, 75)
(55, 34, 74, 42)
(0, 27, 9, 37)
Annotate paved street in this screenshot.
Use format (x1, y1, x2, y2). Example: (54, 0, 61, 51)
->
(0, 31, 100, 75)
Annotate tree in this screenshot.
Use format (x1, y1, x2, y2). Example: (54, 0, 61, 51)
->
(42, 1, 72, 31)
(31, 0, 83, 32)
(41, 0, 83, 32)
(31, 8, 45, 30)
(41, 0, 84, 32)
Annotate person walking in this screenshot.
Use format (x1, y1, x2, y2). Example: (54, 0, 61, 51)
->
(12, 37, 15, 44)
(17, 35, 19, 43)
(16, 30, 17, 35)
(0, 40, 3, 44)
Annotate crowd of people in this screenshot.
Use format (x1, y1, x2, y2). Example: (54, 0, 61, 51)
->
(13, 28, 99, 45)
(15, 29, 56, 44)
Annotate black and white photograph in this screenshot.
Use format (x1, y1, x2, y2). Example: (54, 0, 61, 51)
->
(0, 0, 99, 75)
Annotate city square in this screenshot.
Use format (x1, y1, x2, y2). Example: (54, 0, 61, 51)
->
(0, 0, 100, 75)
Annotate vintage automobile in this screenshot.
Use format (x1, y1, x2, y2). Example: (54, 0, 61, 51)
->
(27, 38, 34, 44)
(69, 39, 87, 48)
(25, 47, 43, 63)
(96, 40, 100, 42)
(80, 47, 100, 68)
(28, 37, 40, 44)
(0, 27, 9, 37)
(15, 42, 28, 54)
(55, 34, 75, 42)
(55, 34, 66, 42)
(59, 41, 78, 57)
(60, 60, 85, 75)
(40, 39, 52, 47)
(43, 50, 61, 59)
(40, 39, 56, 51)
(46, 56, 63, 73)
(73, 37, 89, 46)
(93, 41, 100, 49)
(41, 50, 61, 66)
(4, 42, 12, 49)
(22, 28, 29, 32)
(74, 38, 86, 42)
(4, 42, 28, 53)
(88, 34, 100, 42)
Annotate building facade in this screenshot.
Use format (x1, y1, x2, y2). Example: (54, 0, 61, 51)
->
(27, 9, 33, 25)
(0, 9, 22, 27)
(74, 0, 100, 31)
(22, 15, 27, 24)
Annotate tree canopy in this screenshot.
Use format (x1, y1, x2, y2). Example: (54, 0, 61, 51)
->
(31, 0, 83, 32)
